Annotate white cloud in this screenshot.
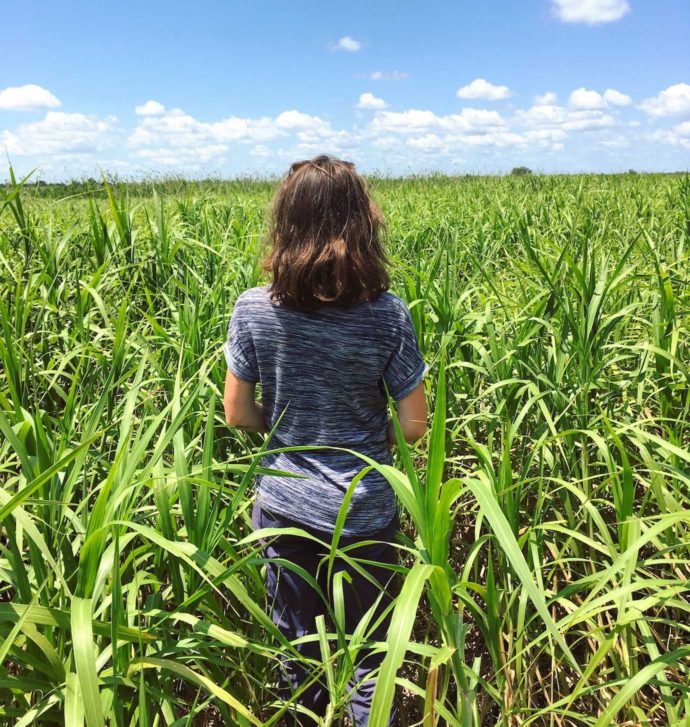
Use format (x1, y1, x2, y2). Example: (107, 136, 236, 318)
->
(273, 110, 333, 135)
(370, 70, 408, 81)
(357, 92, 388, 110)
(126, 106, 344, 167)
(215, 117, 269, 141)
(135, 100, 165, 116)
(552, 0, 630, 24)
(292, 130, 358, 154)
(516, 100, 615, 134)
(649, 120, 690, 150)
(332, 36, 361, 52)
(365, 107, 529, 153)
(3, 81, 685, 177)
(447, 130, 526, 147)
(370, 109, 439, 132)
(569, 88, 606, 109)
(596, 134, 630, 149)
(570, 87, 631, 109)
(1, 111, 118, 155)
(209, 115, 278, 141)
(561, 110, 614, 130)
(0, 84, 61, 111)
(519, 103, 566, 126)
(603, 89, 632, 106)
(639, 83, 690, 117)
(129, 107, 312, 150)
(250, 144, 272, 157)
(273, 110, 345, 145)
(449, 108, 506, 128)
(457, 78, 510, 101)
(370, 107, 505, 134)
(524, 128, 567, 142)
(406, 133, 445, 151)
(135, 144, 227, 166)
(371, 136, 397, 150)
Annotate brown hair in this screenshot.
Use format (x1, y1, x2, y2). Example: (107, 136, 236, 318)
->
(261, 154, 390, 310)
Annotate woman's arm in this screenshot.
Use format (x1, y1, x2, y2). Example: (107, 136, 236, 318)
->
(387, 381, 427, 445)
(223, 369, 269, 433)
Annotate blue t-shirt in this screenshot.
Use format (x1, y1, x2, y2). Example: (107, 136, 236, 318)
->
(224, 284, 429, 536)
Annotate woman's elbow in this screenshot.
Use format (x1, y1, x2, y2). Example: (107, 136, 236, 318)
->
(403, 420, 427, 444)
(224, 404, 244, 427)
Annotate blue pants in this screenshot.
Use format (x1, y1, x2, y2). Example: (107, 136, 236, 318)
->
(252, 502, 399, 726)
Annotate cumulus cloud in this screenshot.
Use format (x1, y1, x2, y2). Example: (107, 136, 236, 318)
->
(370, 70, 408, 80)
(130, 107, 303, 149)
(135, 145, 227, 166)
(562, 110, 614, 130)
(273, 110, 333, 135)
(3, 80, 685, 176)
(332, 36, 361, 52)
(292, 129, 359, 155)
(1, 111, 118, 155)
(0, 84, 61, 111)
(639, 83, 690, 117)
(516, 99, 615, 133)
(406, 133, 445, 151)
(370, 109, 439, 132)
(457, 78, 510, 101)
(128, 108, 220, 149)
(370, 107, 505, 134)
(447, 130, 527, 147)
(451, 108, 507, 128)
(357, 92, 388, 110)
(249, 144, 272, 157)
(596, 134, 630, 149)
(569, 87, 631, 110)
(126, 106, 344, 167)
(371, 136, 397, 150)
(135, 100, 165, 116)
(649, 120, 690, 150)
(524, 128, 567, 142)
(520, 103, 564, 125)
(603, 89, 632, 106)
(552, 0, 630, 24)
(569, 88, 607, 110)
(365, 106, 530, 152)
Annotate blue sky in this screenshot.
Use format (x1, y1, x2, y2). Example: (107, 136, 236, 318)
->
(2, 0, 689, 179)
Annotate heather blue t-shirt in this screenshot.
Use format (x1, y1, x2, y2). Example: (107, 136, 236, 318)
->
(224, 284, 429, 536)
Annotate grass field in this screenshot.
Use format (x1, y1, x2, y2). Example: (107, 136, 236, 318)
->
(1, 170, 689, 726)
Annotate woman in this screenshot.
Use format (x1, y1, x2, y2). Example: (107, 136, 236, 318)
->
(223, 154, 428, 725)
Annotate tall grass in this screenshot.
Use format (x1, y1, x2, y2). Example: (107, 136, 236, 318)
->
(0, 170, 688, 725)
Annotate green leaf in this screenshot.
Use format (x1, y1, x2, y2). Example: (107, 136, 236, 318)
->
(369, 563, 438, 726)
(71, 597, 104, 727)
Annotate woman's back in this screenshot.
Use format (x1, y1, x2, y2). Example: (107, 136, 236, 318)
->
(223, 155, 425, 724)
(225, 283, 427, 535)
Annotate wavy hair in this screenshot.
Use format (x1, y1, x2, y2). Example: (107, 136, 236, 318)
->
(261, 154, 390, 310)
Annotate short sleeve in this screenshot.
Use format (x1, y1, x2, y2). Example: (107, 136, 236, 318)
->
(382, 300, 429, 401)
(224, 300, 259, 383)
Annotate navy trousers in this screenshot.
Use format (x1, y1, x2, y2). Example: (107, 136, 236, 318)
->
(252, 502, 399, 726)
